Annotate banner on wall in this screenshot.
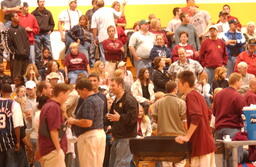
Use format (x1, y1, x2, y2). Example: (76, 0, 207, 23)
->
(18, 0, 256, 7)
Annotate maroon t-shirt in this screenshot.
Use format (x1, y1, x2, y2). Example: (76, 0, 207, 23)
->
(186, 90, 215, 157)
(199, 38, 227, 68)
(64, 53, 88, 72)
(244, 90, 256, 106)
(39, 99, 67, 156)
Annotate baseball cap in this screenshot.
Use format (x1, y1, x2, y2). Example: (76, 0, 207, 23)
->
(139, 19, 150, 26)
(25, 81, 36, 89)
(208, 25, 218, 31)
(68, 0, 77, 4)
(248, 38, 256, 45)
(219, 11, 228, 17)
(47, 72, 60, 80)
(228, 19, 238, 24)
(117, 61, 126, 68)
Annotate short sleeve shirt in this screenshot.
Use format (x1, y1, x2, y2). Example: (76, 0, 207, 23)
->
(59, 9, 82, 31)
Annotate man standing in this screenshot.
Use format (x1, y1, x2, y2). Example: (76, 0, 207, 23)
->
(85, 0, 98, 31)
(58, 0, 82, 52)
(154, 81, 187, 167)
(39, 83, 71, 167)
(91, 0, 124, 61)
(222, 19, 245, 76)
(200, 25, 227, 84)
(0, 84, 24, 167)
(175, 71, 215, 167)
(213, 72, 246, 166)
(166, 7, 181, 36)
(222, 4, 242, 30)
(8, 12, 30, 79)
(129, 20, 155, 74)
(175, 13, 200, 51)
(32, 0, 55, 65)
(107, 77, 138, 167)
(18, 2, 39, 64)
(68, 78, 106, 167)
(1, 0, 21, 27)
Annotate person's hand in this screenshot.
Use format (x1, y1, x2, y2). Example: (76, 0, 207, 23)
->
(77, 39, 80, 44)
(93, 39, 98, 46)
(134, 56, 141, 61)
(34, 149, 41, 161)
(61, 34, 66, 42)
(67, 117, 76, 125)
(107, 110, 120, 122)
(175, 135, 189, 144)
(120, 47, 124, 53)
(25, 27, 33, 32)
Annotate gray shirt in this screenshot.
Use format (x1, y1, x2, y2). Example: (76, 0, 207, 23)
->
(175, 24, 200, 50)
(1, 0, 21, 21)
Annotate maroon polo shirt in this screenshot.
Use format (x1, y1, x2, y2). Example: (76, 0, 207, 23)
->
(64, 53, 88, 72)
(213, 87, 246, 130)
(39, 99, 67, 156)
(186, 90, 215, 157)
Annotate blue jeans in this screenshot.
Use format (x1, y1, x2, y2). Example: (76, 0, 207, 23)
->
(30, 44, 35, 64)
(226, 56, 237, 77)
(205, 67, 216, 85)
(35, 34, 52, 63)
(31, 139, 41, 167)
(134, 58, 152, 77)
(68, 70, 88, 84)
(109, 138, 133, 167)
(215, 128, 243, 167)
(0, 149, 17, 167)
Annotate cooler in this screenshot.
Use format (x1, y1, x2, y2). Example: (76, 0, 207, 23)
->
(243, 105, 256, 140)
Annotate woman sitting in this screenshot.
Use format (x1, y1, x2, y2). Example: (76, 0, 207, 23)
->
(92, 60, 109, 88)
(137, 104, 152, 137)
(212, 66, 229, 93)
(64, 42, 90, 84)
(152, 57, 171, 92)
(131, 68, 155, 104)
(24, 64, 41, 83)
(45, 60, 65, 83)
(37, 47, 53, 80)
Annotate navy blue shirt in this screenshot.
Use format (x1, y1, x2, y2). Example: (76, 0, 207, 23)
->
(73, 94, 104, 137)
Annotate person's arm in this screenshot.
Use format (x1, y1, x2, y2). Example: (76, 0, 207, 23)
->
(92, 28, 98, 45)
(67, 118, 92, 128)
(12, 102, 24, 151)
(175, 124, 198, 144)
(14, 127, 21, 151)
(2, 5, 21, 13)
(49, 129, 61, 151)
(58, 20, 65, 42)
(48, 12, 55, 32)
(32, 16, 39, 35)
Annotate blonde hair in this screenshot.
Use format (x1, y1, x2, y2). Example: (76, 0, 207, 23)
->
(113, 69, 124, 78)
(214, 67, 227, 81)
(228, 72, 242, 85)
(92, 60, 104, 74)
(150, 18, 161, 30)
(69, 42, 79, 49)
(24, 64, 40, 80)
(198, 72, 208, 83)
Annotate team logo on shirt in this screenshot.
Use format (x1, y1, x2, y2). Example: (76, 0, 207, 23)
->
(217, 45, 221, 49)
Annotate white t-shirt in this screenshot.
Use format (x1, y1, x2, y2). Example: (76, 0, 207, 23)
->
(129, 31, 155, 59)
(59, 9, 82, 31)
(12, 101, 24, 128)
(190, 10, 211, 36)
(91, 7, 121, 43)
(166, 18, 181, 33)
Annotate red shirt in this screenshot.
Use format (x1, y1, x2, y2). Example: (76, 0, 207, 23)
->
(172, 44, 196, 62)
(186, 90, 215, 157)
(244, 90, 256, 106)
(150, 30, 168, 44)
(65, 53, 88, 72)
(39, 99, 67, 156)
(213, 87, 246, 130)
(200, 38, 227, 68)
(102, 38, 123, 61)
(18, 13, 39, 44)
(235, 51, 256, 75)
(227, 15, 242, 29)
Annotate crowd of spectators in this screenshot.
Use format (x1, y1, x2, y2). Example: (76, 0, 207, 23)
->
(0, 0, 256, 167)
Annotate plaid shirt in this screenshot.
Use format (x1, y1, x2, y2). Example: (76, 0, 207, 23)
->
(168, 59, 203, 78)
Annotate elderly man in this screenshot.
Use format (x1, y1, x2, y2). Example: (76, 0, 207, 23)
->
(236, 62, 255, 93)
(168, 47, 203, 79)
(235, 38, 256, 75)
(244, 22, 256, 42)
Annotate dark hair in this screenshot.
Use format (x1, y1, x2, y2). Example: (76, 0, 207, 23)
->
(179, 12, 186, 22)
(153, 57, 161, 69)
(138, 68, 150, 85)
(177, 71, 195, 87)
(14, 76, 25, 87)
(79, 15, 88, 22)
(37, 95, 49, 110)
(47, 60, 60, 74)
(10, 12, 18, 19)
(88, 73, 100, 81)
(165, 80, 177, 93)
(110, 77, 125, 88)
(223, 4, 230, 9)
(75, 78, 93, 91)
(179, 31, 189, 38)
(52, 83, 71, 97)
(173, 7, 180, 16)
(1, 84, 12, 93)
